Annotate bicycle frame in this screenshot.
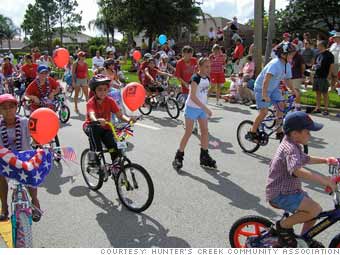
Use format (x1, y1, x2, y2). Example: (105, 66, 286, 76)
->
(10, 182, 32, 246)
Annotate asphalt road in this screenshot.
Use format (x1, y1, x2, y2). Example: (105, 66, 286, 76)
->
(2, 94, 340, 248)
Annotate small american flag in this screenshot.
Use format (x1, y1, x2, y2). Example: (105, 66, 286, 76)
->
(61, 147, 77, 161)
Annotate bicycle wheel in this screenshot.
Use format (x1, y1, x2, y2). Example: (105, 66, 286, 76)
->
(264, 109, 276, 129)
(15, 211, 33, 248)
(229, 215, 273, 248)
(237, 120, 260, 153)
(59, 105, 70, 123)
(80, 149, 104, 191)
(176, 93, 186, 111)
(166, 97, 180, 119)
(116, 163, 154, 213)
(139, 100, 152, 115)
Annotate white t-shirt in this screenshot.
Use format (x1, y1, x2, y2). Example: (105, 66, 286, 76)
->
(106, 46, 116, 53)
(208, 31, 216, 40)
(232, 33, 242, 43)
(330, 43, 340, 65)
(186, 74, 210, 109)
(92, 56, 105, 69)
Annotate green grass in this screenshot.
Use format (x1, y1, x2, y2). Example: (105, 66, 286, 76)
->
(84, 58, 340, 108)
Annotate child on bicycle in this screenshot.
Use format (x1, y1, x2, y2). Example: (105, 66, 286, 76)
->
(172, 57, 217, 170)
(0, 94, 42, 222)
(247, 42, 299, 143)
(25, 65, 60, 112)
(266, 111, 337, 247)
(83, 75, 136, 166)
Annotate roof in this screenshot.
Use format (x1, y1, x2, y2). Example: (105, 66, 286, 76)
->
(53, 32, 93, 44)
(0, 39, 31, 50)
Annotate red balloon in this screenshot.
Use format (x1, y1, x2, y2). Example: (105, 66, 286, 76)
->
(122, 82, 146, 111)
(53, 48, 70, 68)
(132, 50, 142, 61)
(29, 108, 59, 145)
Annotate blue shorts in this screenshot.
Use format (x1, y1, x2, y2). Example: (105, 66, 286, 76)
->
(270, 192, 307, 213)
(184, 106, 207, 120)
(255, 89, 283, 109)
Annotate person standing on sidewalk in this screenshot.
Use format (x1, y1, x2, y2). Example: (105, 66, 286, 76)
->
(209, 44, 226, 106)
(312, 40, 335, 115)
(291, 46, 305, 110)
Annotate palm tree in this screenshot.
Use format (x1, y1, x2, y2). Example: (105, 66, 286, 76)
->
(0, 16, 20, 50)
(265, 0, 276, 64)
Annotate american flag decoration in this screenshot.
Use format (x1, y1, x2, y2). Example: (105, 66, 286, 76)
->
(61, 147, 77, 161)
(0, 147, 53, 187)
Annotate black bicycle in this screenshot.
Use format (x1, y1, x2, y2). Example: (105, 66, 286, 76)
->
(80, 121, 154, 213)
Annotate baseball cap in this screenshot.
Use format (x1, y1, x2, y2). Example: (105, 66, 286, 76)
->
(283, 111, 323, 134)
(38, 65, 49, 73)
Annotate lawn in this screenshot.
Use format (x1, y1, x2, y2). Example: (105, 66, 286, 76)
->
(85, 58, 340, 108)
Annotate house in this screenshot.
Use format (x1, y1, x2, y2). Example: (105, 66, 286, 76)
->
(0, 39, 31, 51)
(54, 32, 93, 45)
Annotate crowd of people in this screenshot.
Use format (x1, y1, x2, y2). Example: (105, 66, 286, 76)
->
(0, 25, 339, 248)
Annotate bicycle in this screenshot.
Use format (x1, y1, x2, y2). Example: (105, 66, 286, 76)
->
(237, 94, 308, 154)
(0, 147, 54, 247)
(139, 82, 180, 119)
(80, 120, 154, 213)
(229, 161, 340, 248)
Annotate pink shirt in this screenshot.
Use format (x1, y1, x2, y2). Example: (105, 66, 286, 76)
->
(242, 61, 255, 78)
(209, 53, 226, 74)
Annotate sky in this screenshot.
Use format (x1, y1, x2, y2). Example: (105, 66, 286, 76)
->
(0, 0, 289, 40)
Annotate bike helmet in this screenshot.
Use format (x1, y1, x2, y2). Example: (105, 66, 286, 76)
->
(0, 94, 18, 105)
(274, 42, 296, 57)
(89, 74, 111, 91)
(143, 53, 152, 60)
(104, 58, 115, 68)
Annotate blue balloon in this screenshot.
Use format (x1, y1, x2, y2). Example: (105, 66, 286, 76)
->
(158, 34, 167, 45)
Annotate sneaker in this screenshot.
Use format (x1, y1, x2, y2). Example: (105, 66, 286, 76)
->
(322, 111, 329, 116)
(245, 131, 259, 143)
(200, 149, 217, 169)
(275, 221, 297, 248)
(312, 108, 321, 114)
(216, 101, 223, 106)
(276, 132, 284, 141)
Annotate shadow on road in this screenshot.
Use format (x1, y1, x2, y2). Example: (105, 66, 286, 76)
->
(220, 104, 252, 115)
(308, 135, 328, 150)
(192, 132, 235, 155)
(145, 116, 183, 128)
(180, 169, 277, 219)
(41, 161, 75, 195)
(69, 113, 86, 122)
(69, 186, 191, 248)
(243, 153, 272, 165)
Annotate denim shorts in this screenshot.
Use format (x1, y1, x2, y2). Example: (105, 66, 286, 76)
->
(255, 89, 283, 109)
(184, 106, 207, 120)
(270, 192, 307, 213)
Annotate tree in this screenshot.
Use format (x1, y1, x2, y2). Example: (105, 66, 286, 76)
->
(264, 0, 275, 65)
(0, 15, 20, 50)
(275, 0, 340, 36)
(54, 0, 84, 46)
(21, 3, 45, 47)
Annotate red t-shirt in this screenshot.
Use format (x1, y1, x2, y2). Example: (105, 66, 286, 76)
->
(75, 62, 88, 79)
(85, 96, 120, 129)
(175, 57, 198, 94)
(26, 77, 60, 110)
(233, 44, 244, 60)
(209, 53, 226, 74)
(2, 63, 14, 76)
(138, 61, 148, 83)
(142, 66, 159, 86)
(21, 63, 38, 79)
(33, 52, 41, 63)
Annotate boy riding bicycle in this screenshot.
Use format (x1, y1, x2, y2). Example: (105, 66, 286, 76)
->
(83, 75, 136, 167)
(266, 111, 337, 247)
(248, 42, 299, 143)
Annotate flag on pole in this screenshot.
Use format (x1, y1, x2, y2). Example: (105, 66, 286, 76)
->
(61, 147, 77, 161)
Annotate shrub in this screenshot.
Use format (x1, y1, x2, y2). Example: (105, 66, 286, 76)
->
(88, 45, 98, 57)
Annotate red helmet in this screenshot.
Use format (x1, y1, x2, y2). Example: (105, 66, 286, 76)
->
(283, 32, 291, 38)
(0, 94, 18, 105)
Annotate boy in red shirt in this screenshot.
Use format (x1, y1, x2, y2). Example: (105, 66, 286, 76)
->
(84, 75, 136, 165)
(21, 54, 38, 86)
(25, 65, 60, 112)
(175, 46, 198, 100)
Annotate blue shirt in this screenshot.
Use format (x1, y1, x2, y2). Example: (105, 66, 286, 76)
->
(254, 58, 292, 93)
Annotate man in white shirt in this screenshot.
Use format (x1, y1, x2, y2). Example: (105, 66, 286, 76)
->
(208, 27, 216, 42)
(92, 50, 105, 71)
(330, 32, 340, 88)
(106, 43, 116, 54)
(8, 51, 14, 64)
